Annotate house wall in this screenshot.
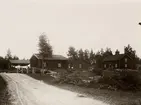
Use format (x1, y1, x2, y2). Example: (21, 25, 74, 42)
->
(103, 55, 135, 70)
(103, 61, 119, 69)
(119, 55, 135, 69)
(30, 56, 39, 68)
(30, 56, 68, 69)
(45, 60, 68, 70)
(38, 59, 42, 68)
(69, 61, 90, 70)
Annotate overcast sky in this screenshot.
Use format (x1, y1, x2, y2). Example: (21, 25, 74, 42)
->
(0, 0, 141, 59)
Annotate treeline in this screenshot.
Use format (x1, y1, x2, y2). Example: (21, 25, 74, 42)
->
(4, 49, 19, 60)
(0, 49, 19, 70)
(67, 44, 141, 68)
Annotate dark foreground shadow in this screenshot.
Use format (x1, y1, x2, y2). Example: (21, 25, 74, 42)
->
(0, 75, 10, 105)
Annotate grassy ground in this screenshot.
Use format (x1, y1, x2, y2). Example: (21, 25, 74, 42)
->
(28, 73, 141, 105)
(0, 75, 10, 105)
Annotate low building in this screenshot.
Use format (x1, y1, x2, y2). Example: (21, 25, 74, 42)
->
(9, 60, 30, 73)
(9, 60, 30, 67)
(103, 53, 135, 70)
(30, 54, 68, 70)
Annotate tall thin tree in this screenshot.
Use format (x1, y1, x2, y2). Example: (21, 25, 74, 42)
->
(38, 33, 53, 68)
(5, 48, 12, 60)
(67, 46, 78, 60)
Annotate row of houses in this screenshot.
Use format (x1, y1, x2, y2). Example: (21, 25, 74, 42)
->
(8, 51, 136, 71)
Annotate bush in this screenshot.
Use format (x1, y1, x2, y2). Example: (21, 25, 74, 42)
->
(99, 70, 141, 91)
(0, 75, 11, 105)
(92, 68, 103, 76)
(118, 70, 141, 90)
(53, 71, 89, 86)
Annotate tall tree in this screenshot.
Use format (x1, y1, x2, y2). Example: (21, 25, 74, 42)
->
(38, 33, 53, 57)
(13, 55, 19, 60)
(78, 49, 84, 60)
(0, 56, 4, 60)
(84, 49, 89, 62)
(124, 44, 135, 58)
(89, 49, 95, 65)
(38, 33, 53, 68)
(5, 48, 12, 60)
(100, 48, 104, 56)
(67, 46, 78, 60)
(103, 47, 113, 57)
(124, 44, 136, 68)
(95, 51, 102, 68)
(115, 49, 120, 55)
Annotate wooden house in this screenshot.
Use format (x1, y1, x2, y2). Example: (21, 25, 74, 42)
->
(103, 53, 135, 70)
(30, 54, 68, 70)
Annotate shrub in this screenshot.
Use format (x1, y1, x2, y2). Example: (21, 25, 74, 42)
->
(92, 68, 103, 76)
(117, 70, 141, 90)
(0, 75, 11, 105)
(53, 71, 89, 86)
(99, 70, 141, 91)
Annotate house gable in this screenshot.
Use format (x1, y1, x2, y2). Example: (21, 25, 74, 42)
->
(30, 55, 40, 68)
(103, 54, 135, 69)
(120, 54, 135, 69)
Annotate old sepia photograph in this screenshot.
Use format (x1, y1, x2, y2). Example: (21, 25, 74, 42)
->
(0, 0, 141, 105)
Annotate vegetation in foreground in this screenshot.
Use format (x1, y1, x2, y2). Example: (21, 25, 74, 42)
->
(0, 75, 10, 105)
(28, 70, 141, 105)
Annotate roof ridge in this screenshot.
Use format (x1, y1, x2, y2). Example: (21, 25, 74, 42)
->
(103, 54, 125, 62)
(33, 53, 68, 60)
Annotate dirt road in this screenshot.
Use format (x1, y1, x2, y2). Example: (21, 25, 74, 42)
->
(1, 73, 109, 105)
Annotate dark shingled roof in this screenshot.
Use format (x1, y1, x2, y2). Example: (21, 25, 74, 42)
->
(33, 54, 68, 60)
(103, 54, 125, 62)
(10, 60, 30, 64)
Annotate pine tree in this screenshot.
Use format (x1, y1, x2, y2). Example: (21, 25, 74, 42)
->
(38, 33, 53, 57)
(78, 49, 84, 60)
(84, 49, 89, 62)
(90, 49, 95, 64)
(5, 48, 12, 60)
(38, 33, 53, 68)
(67, 46, 78, 60)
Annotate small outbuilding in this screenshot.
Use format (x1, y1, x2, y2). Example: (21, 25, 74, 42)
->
(9, 60, 30, 67)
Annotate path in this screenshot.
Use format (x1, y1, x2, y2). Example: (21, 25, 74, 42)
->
(1, 73, 109, 105)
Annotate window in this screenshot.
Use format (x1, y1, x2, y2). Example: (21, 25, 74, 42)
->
(125, 64, 127, 68)
(109, 64, 111, 67)
(104, 64, 106, 68)
(125, 58, 127, 63)
(115, 64, 118, 68)
(79, 64, 82, 69)
(43, 62, 46, 68)
(94, 60, 96, 64)
(58, 63, 61, 68)
(68, 64, 71, 69)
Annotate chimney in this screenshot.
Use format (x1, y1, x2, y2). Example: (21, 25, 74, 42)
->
(115, 50, 120, 55)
